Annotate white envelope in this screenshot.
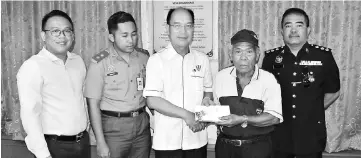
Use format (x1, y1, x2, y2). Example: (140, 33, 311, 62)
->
(194, 105, 230, 122)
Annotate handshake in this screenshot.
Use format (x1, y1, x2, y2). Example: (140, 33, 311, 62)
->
(184, 110, 209, 132)
(183, 97, 230, 132)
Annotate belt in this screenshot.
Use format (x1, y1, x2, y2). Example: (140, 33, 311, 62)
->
(44, 131, 86, 142)
(219, 134, 269, 147)
(101, 107, 145, 118)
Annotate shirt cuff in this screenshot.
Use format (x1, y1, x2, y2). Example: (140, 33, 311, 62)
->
(204, 87, 212, 92)
(143, 90, 162, 97)
(25, 135, 51, 158)
(264, 110, 283, 123)
(84, 92, 101, 100)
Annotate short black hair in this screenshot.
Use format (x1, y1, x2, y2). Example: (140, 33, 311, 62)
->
(166, 7, 194, 25)
(107, 11, 137, 34)
(281, 8, 309, 28)
(42, 10, 74, 31)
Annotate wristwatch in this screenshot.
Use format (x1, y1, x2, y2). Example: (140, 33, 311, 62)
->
(241, 115, 248, 128)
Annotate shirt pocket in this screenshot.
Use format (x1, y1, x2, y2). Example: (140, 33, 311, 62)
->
(103, 74, 127, 98)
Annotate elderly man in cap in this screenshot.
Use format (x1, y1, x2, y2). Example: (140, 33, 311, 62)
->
(213, 29, 283, 158)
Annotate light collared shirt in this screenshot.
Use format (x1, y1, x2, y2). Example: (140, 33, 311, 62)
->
(214, 65, 283, 122)
(143, 43, 213, 150)
(17, 47, 88, 158)
(84, 45, 149, 112)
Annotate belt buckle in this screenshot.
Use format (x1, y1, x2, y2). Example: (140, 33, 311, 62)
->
(75, 132, 83, 142)
(232, 139, 242, 147)
(131, 111, 139, 117)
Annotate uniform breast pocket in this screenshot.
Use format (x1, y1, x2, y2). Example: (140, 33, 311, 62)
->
(104, 74, 127, 97)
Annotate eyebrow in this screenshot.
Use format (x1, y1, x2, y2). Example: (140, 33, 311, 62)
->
(119, 30, 137, 34)
(233, 47, 253, 50)
(284, 21, 305, 25)
(47, 26, 72, 30)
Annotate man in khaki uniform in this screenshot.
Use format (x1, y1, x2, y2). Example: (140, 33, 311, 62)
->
(84, 11, 150, 158)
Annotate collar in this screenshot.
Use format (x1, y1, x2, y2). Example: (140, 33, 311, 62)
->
(109, 44, 138, 61)
(284, 42, 310, 55)
(39, 47, 75, 62)
(163, 43, 191, 60)
(229, 64, 260, 81)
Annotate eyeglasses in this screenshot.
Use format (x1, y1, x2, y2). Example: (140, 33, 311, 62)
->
(169, 24, 194, 30)
(43, 29, 73, 37)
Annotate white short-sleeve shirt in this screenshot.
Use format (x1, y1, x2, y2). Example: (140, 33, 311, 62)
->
(143, 43, 212, 150)
(214, 65, 283, 122)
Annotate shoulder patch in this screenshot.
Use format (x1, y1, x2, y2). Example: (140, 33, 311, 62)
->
(92, 50, 109, 63)
(309, 44, 332, 52)
(135, 47, 150, 56)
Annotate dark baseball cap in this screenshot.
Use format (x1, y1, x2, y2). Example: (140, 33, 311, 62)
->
(231, 29, 259, 47)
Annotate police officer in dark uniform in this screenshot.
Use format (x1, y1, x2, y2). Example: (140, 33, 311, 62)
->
(214, 29, 283, 158)
(262, 8, 340, 158)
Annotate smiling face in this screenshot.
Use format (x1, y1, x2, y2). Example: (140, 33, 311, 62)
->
(41, 16, 74, 55)
(281, 13, 311, 48)
(230, 42, 259, 74)
(109, 22, 138, 54)
(167, 9, 194, 49)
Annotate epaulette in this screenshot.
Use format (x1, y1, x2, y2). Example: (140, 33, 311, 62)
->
(265, 46, 284, 55)
(91, 50, 109, 63)
(309, 44, 331, 52)
(135, 47, 150, 56)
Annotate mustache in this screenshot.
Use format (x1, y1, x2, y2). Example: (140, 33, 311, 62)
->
(289, 34, 299, 37)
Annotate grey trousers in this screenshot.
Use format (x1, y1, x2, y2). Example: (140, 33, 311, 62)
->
(102, 112, 151, 158)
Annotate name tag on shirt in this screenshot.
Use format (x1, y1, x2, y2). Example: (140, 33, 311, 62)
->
(137, 77, 144, 90)
(299, 60, 323, 66)
(107, 72, 118, 76)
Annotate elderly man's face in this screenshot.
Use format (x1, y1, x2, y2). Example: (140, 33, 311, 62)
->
(230, 42, 259, 74)
(41, 16, 74, 55)
(167, 9, 194, 48)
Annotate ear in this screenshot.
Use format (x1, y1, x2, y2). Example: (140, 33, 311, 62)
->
(108, 33, 115, 43)
(228, 47, 233, 63)
(166, 25, 170, 36)
(41, 31, 46, 42)
(255, 48, 261, 63)
(280, 28, 284, 37)
(307, 27, 311, 36)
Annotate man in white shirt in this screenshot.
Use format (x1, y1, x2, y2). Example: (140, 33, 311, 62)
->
(143, 7, 214, 158)
(17, 10, 89, 158)
(213, 29, 283, 158)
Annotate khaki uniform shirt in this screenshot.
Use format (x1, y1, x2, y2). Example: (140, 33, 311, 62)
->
(85, 45, 149, 112)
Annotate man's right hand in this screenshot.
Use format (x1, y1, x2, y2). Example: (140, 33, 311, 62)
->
(97, 141, 110, 158)
(184, 112, 205, 132)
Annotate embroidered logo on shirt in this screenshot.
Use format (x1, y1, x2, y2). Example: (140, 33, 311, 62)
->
(196, 65, 201, 71)
(275, 55, 283, 63)
(256, 108, 263, 114)
(299, 60, 322, 66)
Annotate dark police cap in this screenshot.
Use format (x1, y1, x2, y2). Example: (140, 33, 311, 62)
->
(231, 29, 259, 47)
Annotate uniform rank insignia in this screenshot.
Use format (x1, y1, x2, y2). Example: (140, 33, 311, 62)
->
(135, 47, 150, 56)
(92, 50, 110, 63)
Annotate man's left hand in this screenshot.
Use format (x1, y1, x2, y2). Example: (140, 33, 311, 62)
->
(201, 97, 216, 106)
(216, 114, 244, 127)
